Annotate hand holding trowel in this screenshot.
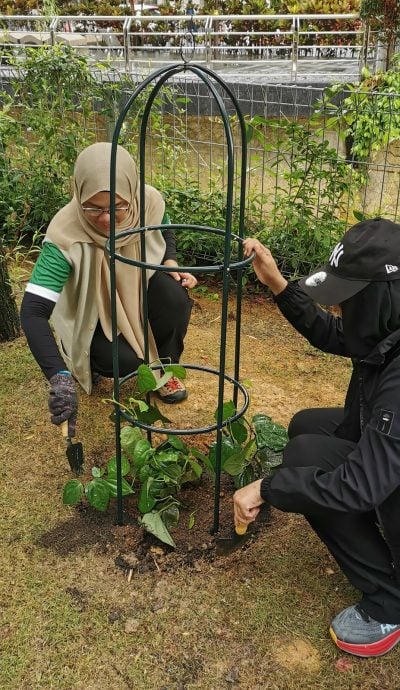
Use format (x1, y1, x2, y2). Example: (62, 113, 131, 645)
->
(48, 372, 84, 475)
(216, 479, 264, 556)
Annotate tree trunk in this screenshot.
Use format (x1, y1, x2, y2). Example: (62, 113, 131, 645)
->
(0, 246, 20, 342)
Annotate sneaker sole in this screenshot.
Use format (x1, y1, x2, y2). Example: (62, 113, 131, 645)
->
(157, 391, 188, 404)
(329, 625, 400, 657)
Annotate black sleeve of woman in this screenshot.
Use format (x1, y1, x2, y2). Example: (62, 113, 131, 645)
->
(162, 227, 177, 261)
(20, 292, 67, 380)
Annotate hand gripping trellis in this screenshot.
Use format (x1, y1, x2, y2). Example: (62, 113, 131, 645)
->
(105, 60, 254, 535)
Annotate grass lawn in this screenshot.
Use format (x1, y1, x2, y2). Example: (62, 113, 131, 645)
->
(1, 293, 399, 690)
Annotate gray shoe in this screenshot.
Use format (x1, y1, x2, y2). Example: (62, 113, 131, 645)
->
(330, 604, 400, 657)
(156, 376, 187, 404)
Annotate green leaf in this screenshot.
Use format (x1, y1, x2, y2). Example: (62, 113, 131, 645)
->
(230, 420, 248, 444)
(188, 512, 196, 529)
(191, 447, 215, 480)
(223, 448, 247, 476)
(85, 479, 111, 512)
(161, 503, 180, 528)
(104, 477, 134, 498)
(188, 459, 202, 479)
(140, 511, 176, 548)
(234, 465, 256, 489)
(165, 364, 186, 380)
(91, 466, 105, 478)
(136, 402, 171, 426)
(120, 425, 143, 456)
(106, 455, 131, 478)
(62, 479, 84, 505)
(137, 363, 158, 393)
(252, 413, 288, 451)
(208, 437, 239, 469)
(154, 450, 180, 466)
(132, 439, 152, 466)
(138, 478, 157, 513)
(167, 435, 188, 452)
(214, 400, 236, 423)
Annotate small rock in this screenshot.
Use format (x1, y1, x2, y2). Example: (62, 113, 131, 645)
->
(150, 546, 165, 556)
(151, 598, 165, 612)
(108, 610, 121, 624)
(225, 667, 239, 683)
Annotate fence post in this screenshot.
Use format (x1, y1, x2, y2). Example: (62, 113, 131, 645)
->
(123, 16, 131, 72)
(49, 15, 57, 47)
(291, 14, 299, 82)
(205, 16, 212, 68)
(360, 19, 370, 77)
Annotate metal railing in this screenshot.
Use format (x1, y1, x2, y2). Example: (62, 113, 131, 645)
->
(0, 13, 381, 81)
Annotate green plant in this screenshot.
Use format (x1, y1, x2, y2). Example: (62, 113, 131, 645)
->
(245, 116, 352, 275)
(193, 401, 288, 489)
(63, 362, 204, 547)
(0, 45, 103, 244)
(315, 60, 400, 170)
(62, 362, 288, 547)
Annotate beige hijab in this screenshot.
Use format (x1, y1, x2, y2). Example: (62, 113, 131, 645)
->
(47, 142, 166, 363)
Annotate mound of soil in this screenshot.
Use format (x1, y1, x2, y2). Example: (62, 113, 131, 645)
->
(40, 467, 272, 574)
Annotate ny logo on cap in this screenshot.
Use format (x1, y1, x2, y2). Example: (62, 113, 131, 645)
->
(329, 242, 344, 268)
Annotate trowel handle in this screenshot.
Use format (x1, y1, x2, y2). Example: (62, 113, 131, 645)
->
(235, 522, 248, 536)
(61, 420, 70, 441)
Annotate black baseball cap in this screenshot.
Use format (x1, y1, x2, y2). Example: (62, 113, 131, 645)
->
(299, 218, 400, 305)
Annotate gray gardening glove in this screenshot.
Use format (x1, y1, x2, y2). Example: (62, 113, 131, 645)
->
(48, 372, 78, 437)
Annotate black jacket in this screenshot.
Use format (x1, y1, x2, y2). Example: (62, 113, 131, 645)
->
(261, 282, 400, 578)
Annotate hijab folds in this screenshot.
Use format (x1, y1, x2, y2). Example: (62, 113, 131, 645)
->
(47, 142, 166, 371)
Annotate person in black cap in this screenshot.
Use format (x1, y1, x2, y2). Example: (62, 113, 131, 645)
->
(234, 218, 400, 658)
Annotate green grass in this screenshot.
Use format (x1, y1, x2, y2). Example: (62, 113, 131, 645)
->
(1, 306, 400, 690)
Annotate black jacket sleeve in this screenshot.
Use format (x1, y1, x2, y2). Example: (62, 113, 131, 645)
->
(275, 282, 349, 356)
(20, 292, 66, 380)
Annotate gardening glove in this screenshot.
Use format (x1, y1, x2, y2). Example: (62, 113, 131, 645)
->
(48, 372, 78, 437)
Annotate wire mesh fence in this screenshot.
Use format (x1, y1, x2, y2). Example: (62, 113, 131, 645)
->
(1, 60, 399, 277)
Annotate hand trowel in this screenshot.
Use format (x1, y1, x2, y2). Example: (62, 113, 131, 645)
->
(61, 421, 84, 475)
(215, 522, 252, 556)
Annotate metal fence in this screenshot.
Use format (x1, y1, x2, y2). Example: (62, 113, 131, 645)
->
(0, 13, 387, 82)
(1, 48, 399, 275)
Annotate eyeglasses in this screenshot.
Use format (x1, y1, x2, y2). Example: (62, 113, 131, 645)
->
(81, 205, 130, 218)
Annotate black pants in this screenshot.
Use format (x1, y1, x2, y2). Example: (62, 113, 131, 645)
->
(284, 407, 400, 623)
(90, 271, 193, 377)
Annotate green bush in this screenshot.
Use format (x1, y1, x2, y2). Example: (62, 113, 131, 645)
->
(0, 44, 130, 245)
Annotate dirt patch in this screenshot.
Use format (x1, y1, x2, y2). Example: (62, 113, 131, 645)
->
(273, 639, 322, 673)
(39, 291, 351, 575)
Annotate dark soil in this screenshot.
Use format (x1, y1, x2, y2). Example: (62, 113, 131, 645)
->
(39, 462, 273, 574)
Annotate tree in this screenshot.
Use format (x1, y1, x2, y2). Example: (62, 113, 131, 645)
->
(360, 0, 400, 69)
(0, 246, 20, 342)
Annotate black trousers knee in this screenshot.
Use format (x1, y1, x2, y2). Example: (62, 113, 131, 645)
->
(284, 408, 400, 623)
(90, 271, 193, 377)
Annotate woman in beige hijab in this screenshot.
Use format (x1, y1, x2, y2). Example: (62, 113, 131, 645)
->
(20, 143, 197, 437)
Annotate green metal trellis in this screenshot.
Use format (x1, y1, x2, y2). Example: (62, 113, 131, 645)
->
(105, 58, 253, 536)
